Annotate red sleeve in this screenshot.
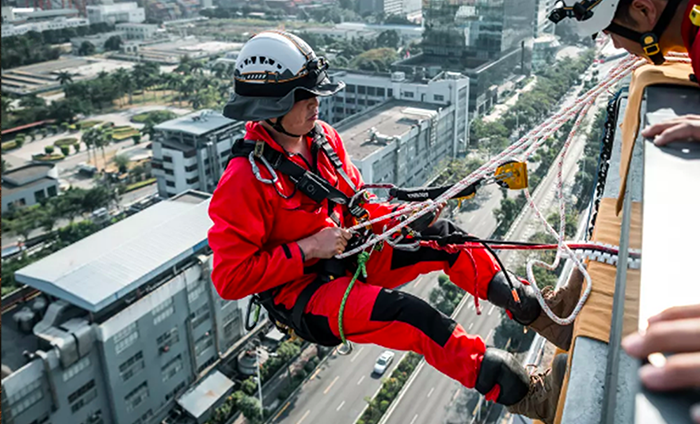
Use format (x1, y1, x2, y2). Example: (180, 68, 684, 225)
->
(208, 161, 305, 300)
(321, 122, 402, 234)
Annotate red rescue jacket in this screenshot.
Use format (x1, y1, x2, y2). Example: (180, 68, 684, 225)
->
(682, 0, 700, 83)
(208, 121, 395, 309)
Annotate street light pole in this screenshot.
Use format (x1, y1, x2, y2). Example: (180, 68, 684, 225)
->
(255, 346, 264, 421)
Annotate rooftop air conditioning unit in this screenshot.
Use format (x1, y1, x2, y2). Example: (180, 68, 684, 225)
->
(391, 71, 405, 82)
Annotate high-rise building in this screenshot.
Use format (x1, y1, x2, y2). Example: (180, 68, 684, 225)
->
(1, 191, 253, 424)
(151, 110, 245, 199)
(86, 2, 145, 24)
(534, 0, 554, 37)
(404, 0, 536, 115)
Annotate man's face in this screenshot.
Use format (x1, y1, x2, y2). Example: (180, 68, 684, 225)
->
(603, 0, 660, 60)
(280, 95, 320, 136)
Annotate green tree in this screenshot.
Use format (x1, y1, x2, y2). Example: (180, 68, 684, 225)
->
(104, 35, 122, 51)
(376, 30, 400, 49)
(60, 145, 70, 156)
(44, 145, 55, 155)
(19, 94, 45, 109)
(237, 394, 263, 423)
(78, 41, 96, 56)
(113, 154, 130, 173)
(56, 71, 74, 86)
(15, 135, 25, 148)
(1, 158, 8, 174)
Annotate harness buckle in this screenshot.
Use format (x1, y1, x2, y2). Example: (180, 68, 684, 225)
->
(494, 161, 528, 189)
(641, 34, 661, 56)
(690, 5, 700, 27)
(254, 140, 265, 158)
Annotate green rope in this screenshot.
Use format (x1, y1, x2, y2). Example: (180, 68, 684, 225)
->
(338, 251, 370, 345)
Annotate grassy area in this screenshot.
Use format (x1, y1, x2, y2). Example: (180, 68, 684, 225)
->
(32, 153, 65, 161)
(124, 177, 156, 192)
(2, 140, 18, 151)
(112, 129, 139, 141)
(54, 137, 78, 147)
(79, 120, 102, 129)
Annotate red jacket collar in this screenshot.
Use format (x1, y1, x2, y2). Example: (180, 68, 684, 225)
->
(681, 0, 700, 49)
(244, 121, 314, 154)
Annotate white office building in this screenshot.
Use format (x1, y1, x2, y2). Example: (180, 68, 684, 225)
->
(86, 2, 145, 25)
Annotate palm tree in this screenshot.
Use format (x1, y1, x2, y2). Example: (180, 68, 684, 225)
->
(163, 73, 184, 106)
(56, 71, 73, 87)
(190, 60, 205, 75)
(81, 128, 96, 167)
(113, 68, 132, 105)
(175, 54, 192, 74)
(212, 63, 226, 79)
(113, 154, 130, 173)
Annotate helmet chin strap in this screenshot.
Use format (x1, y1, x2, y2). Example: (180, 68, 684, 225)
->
(605, 0, 683, 65)
(265, 115, 303, 138)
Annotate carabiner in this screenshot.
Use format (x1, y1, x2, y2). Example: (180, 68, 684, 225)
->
(249, 151, 279, 185)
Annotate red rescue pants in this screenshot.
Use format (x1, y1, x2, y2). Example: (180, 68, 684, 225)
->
(300, 221, 502, 391)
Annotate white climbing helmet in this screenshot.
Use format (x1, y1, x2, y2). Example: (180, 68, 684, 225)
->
(548, 0, 620, 36)
(549, 0, 684, 65)
(223, 30, 345, 122)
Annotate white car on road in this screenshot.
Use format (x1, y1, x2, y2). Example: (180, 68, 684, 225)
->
(373, 351, 395, 376)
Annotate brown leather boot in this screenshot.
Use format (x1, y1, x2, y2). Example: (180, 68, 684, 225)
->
(507, 353, 568, 424)
(527, 268, 585, 351)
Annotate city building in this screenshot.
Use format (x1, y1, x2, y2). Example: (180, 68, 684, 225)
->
(86, 2, 145, 25)
(70, 30, 126, 54)
(114, 22, 160, 40)
(320, 69, 470, 131)
(151, 110, 245, 198)
(402, 0, 535, 114)
(1, 162, 59, 213)
(1, 57, 135, 96)
(111, 38, 243, 64)
(532, 34, 559, 72)
(534, 0, 555, 37)
(358, 0, 402, 16)
(335, 97, 468, 187)
(1, 191, 252, 424)
(1, 15, 88, 37)
(9, 2, 87, 15)
(5, 6, 80, 21)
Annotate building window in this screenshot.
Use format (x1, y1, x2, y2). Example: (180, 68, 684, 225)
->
(165, 381, 186, 402)
(190, 304, 210, 329)
(186, 176, 199, 185)
(184, 150, 197, 158)
(403, 91, 414, 98)
(346, 84, 356, 93)
(358, 85, 366, 94)
(124, 382, 149, 413)
(161, 354, 183, 382)
(7, 379, 43, 417)
(114, 323, 139, 355)
(68, 379, 97, 413)
(163, 156, 173, 163)
(34, 189, 46, 201)
(194, 333, 213, 358)
(367, 86, 376, 96)
(157, 327, 179, 355)
(377, 87, 385, 96)
(358, 99, 365, 106)
(434, 94, 445, 101)
(131, 409, 152, 424)
(119, 351, 145, 382)
(184, 164, 197, 172)
(388, 89, 393, 97)
(152, 297, 174, 325)
(164, 169, 174, 176)
(63, 356, 91, 382)
(166, 181, 175, 187)
(187, 279, 206, 303)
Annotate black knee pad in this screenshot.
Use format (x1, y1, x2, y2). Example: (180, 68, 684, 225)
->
(475, 348, 529, 406)
(486, 271, 541, 325)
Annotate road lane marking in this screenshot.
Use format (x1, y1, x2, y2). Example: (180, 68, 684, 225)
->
(295, 410, 310, 424)
(350, 346, 365, 363)
(273, 402, 290, 421)
(427, 387, 435, 398)
(468, 215, 475, 223)
(488, 305, 495, 315)
(336, 400, 345, 411)
(485, 329, 494, 342)
(410, 414, 419, 424)
(357, 375, 365, 385)
(469, 302, 474, 310)
(452, 389, 461, 401)
(324, 375, 340, 394)
(468, 322, 474, 331)
(310, 368, 322, 380)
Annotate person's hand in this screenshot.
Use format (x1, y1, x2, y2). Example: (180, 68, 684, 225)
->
(297, 227, 352, 260)
(641, 115, 700, 146)
(622, 304, 700, 424)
